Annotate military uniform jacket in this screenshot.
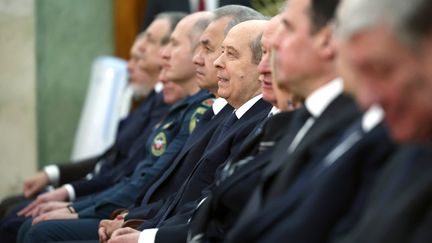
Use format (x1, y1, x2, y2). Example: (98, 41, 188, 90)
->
(73, 90, 214, 219)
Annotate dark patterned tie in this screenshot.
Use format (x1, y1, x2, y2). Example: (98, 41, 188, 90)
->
(217, 112, 238, 141)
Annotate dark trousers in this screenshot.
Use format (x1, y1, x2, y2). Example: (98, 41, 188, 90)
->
(20, 218, 100, 243)
(0, 200, 32, 243)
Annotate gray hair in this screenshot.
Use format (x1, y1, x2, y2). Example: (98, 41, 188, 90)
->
(189, 14, 214, 51)
(250, 33, 263, 64)
(335, 0, 430, 48)
(213, 5, 267, 36)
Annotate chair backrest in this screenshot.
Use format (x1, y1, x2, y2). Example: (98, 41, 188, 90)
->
(71, 56, 128, 161)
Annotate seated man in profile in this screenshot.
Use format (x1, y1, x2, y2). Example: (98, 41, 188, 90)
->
(16, 11, 216, 243)
(105, 17, 272, 243)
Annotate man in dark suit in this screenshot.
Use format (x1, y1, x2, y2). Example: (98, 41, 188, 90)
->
(330, 0, 432, 242)
(169, 16, 299, 243)
(221, 0, 385, 241)
(92, 6, 266, 243)
(104, 16, 271, 243)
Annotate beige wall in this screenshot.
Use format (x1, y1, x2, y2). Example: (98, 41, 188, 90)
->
(0, 0, 37, 198)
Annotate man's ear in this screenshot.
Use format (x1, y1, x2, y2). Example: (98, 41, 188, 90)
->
(313, 25, 336, 60)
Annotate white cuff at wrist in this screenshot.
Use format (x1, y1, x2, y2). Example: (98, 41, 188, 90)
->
(63, 184, 76, 201)
(44, 165, 60, 186)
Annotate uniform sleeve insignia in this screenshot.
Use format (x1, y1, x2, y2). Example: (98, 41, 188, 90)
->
(189, 107, 208, 134)
(151, 132, 167, 157)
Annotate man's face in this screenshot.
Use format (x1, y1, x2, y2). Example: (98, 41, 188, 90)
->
(127, 39, 150, 87)
(214, 23, 262, 108)
(159, 70, 188, 104)
(337, 25, 432, 142)
(137, 18, 170, 76)
(193, 17, 231, 94)
(272, 0, 320, 99)
(258, 16, 281, 105)
(161, 17, 197, 84)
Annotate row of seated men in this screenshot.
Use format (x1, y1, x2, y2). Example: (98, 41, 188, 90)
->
(1, 0, 432, 242)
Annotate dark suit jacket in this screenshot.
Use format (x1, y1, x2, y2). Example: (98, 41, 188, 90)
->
(140, 99, 273, 243)
(74, 91, 215, 218)
(180, 111, 295, 243)
(131, 104, 234, 210)
(126, 99, 272, 224)
(333, 144, 432, 243)
(240, 124, 395, 243)
(226, 94, 362, 243)
(68, 91, 170, 197)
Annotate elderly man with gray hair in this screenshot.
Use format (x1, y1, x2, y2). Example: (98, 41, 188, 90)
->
(334, 0, 432, 242)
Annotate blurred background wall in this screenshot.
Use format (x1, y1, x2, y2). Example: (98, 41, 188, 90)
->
(0, 0, 114, 198)
(36, 0, 114, 168)
(0, 0, 37, 198)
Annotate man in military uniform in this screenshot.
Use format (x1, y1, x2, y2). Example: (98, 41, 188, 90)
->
(16, 12, 215, 243)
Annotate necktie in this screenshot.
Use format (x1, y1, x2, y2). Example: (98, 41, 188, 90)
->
(217, 112, 238, 141)
(286, 106, 312, 153)
(321, 119, 364, 168)
(262, 107, 313, 200)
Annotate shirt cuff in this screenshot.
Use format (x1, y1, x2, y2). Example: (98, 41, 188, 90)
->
(63, 184, 76, 201)
(139, 228, 158, 243)
(44, 165, 60, 186)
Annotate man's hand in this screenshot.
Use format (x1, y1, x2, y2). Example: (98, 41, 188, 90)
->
(32, 207, 78, 225)
(23, 172, 49, 198)
(18, 187, 69, 217)
(31, 201, 69, 217)
(99, 218, 125, 243)
(108, 227, 140, 243)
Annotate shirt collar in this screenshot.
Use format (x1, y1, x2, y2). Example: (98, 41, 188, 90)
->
(305, 78, 344, 118)
(269, 106, 280, 116)
(154, 82, 163, 93)
(212, 98, 228, 115)
(362, 104, 384, 132)
(234, 94, 263, 119)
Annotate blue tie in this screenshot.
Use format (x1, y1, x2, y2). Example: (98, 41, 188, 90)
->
(217, 112, 238, 141)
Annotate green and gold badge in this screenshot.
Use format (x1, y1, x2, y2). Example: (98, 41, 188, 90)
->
(189, 107, 208, 133)
(151, 132, 167, 157)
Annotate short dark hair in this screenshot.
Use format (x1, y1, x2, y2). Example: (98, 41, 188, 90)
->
(309, 0, 340, 33)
